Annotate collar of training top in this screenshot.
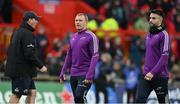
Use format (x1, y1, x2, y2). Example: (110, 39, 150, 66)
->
(149, 25, 165, 34)
(20, 21, 35, 32)
(78, 29, 87, 34)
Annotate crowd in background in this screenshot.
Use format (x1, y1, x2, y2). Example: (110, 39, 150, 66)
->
(0, 0, 180, 103)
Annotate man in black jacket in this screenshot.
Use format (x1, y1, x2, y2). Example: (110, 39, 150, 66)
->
(5, 11, 47, 104)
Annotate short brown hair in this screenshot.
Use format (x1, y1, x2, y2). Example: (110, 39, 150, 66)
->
(76, 13, 88, 22)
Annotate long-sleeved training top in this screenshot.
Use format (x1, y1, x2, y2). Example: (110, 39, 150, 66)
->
(143, 29, 171, 78)
(60, 29, 99, 80)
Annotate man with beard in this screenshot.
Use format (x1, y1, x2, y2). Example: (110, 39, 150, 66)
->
(135, 9, 171, 103)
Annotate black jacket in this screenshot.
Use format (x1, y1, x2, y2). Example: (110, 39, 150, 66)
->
(5, 22, 43, 77)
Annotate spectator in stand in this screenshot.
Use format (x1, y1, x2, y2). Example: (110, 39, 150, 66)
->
(35, 25, 48, 64)
(106, 0, 126, 28)
(113, 36, 125, 69)
(99, 35, 116, 58)
(47, 37, 63, 76)
(133, 5, 150, 32)
(87, 14, 99, 31)
(61, 31, 72, 45)
(98, 1, 111, 18)
(171, 59, 180, 81)
(129, 36, 142, 67)
(174, 14, 180, 32)
(97, 17, 119, 38)
(123, 58, 140, 103)
(94, 52, 112, 103)
(110, 61, 124, 86)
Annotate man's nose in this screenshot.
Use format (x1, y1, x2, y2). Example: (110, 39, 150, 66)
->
(149, 18, 153, 22)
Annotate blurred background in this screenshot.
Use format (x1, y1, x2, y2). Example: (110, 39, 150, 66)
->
(0, 0, 180, 103)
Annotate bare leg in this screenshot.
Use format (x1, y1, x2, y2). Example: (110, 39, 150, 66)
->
(25, 89, 36, 104)
(9, 94, 21, 104)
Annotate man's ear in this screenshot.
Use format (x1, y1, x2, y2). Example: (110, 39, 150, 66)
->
(27, 18, 33, 25)
(27, 19, 31, 23)
(159, 16, 163, 23)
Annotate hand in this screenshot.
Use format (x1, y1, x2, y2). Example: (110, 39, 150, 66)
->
(144, 72, 154, 80)
(59, 75, 66, 83)
(40, 40, 47, 46)
(83, 79, 93, 84)
(40, 66, 47, 72)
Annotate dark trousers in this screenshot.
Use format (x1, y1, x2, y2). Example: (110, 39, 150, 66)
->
(94, 79, 108, 103)
(70, 76, 91, 104)
(127, 87, 137, 103)
(135, 75, 169, 103)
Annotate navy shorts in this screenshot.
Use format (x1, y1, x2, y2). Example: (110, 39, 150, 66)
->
(11, 77, 36, 96)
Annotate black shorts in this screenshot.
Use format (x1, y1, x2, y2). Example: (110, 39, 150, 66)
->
(11, 77, 36, 96)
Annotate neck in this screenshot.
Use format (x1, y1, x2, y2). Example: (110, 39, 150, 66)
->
(77, 28, 87, 32)
(156, 23, 162, 27)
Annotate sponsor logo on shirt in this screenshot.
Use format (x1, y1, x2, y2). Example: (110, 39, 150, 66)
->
(154, 35, 159, 38)
(156, 86, 162, 90)
(27, 43, 34, 48)
(14, 88, 19, 92)
(24, 89, 28, 94)
(78, 84, 87, 87)
(80, 37, 86, 40)
(146, 37, 150, 40)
